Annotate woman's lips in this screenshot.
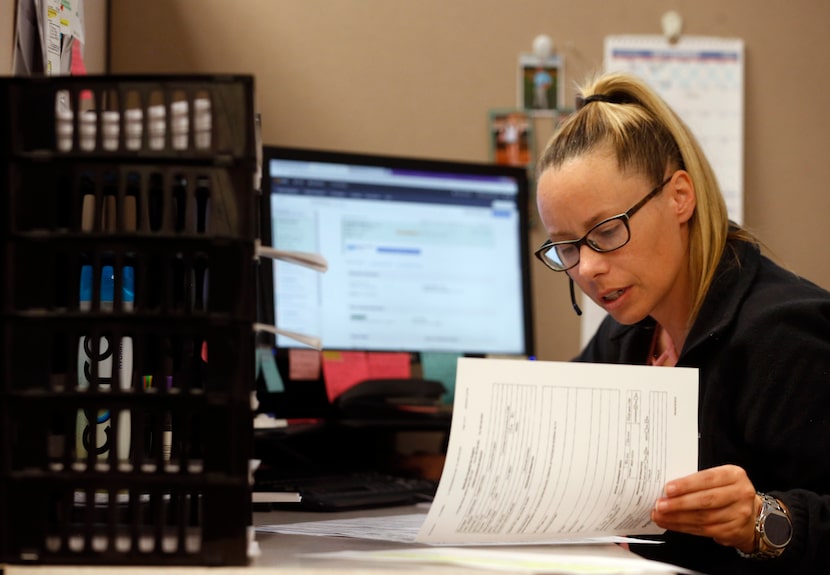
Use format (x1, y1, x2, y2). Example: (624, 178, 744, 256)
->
(601, 288, 626, 303)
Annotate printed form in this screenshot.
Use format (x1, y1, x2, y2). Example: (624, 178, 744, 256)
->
(417, 358, 698, 544)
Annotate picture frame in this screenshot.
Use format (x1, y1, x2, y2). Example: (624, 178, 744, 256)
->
(488, 109, 534, 168)
(518, 54, 563, 113)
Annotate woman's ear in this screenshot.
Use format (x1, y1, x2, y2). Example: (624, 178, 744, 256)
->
(669, 170, 696, 224)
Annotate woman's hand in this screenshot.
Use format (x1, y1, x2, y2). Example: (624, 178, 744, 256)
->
(651, 464, 760, 553)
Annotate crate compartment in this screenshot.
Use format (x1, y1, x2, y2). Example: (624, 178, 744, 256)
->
(1, 76, 253, 158)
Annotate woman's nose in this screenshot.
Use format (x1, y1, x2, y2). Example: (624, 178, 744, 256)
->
(575, 244, 608, 277)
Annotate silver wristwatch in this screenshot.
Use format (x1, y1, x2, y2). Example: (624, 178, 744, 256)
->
(737, 492, 793, 559)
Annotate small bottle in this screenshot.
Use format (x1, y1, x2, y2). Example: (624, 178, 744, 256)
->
(124, 108, 143, 151)
(101, 110, 120, 151)
(194, 97, 212, 149)
(55, 90, 73, 152)
(79, 110, 97, 152)
(148, 104, 166, 150)
(171, 100, 189, 150)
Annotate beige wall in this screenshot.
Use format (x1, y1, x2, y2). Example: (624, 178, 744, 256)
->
(109, 0, 830, 362)
(82, 0, 108, 74)
(1, 0, 14, 73)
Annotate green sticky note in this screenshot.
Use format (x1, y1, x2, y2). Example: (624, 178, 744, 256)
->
(420, 352, 461, 405)
(256, 347, 285, 392)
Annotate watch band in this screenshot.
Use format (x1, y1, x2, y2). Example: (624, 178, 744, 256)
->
(737, 492, 793, 560)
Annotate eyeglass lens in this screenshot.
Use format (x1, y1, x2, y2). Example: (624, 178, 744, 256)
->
(544, 217, 630, 270)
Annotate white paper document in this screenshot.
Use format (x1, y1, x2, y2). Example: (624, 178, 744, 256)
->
(258, 512, 430, 544)
(258, 512, 657, 546)
(416, 358, 698, 545)
(307, 547, 695, 574)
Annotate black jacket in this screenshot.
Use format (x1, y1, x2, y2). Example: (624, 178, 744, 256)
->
(575, 239, 830, 574)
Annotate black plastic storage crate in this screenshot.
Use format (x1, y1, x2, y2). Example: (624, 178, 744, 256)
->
(0, 75, 258, 565)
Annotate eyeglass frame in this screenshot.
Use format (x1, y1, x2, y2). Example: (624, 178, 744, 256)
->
(534, 174, 673, 272)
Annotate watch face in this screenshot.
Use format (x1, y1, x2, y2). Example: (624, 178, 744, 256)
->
(764, 512, 792, 546)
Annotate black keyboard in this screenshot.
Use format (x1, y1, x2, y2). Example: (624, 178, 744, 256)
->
(253, 471, 437, 511)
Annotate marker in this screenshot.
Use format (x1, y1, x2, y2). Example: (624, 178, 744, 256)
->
(196, 175, 211, 234)
(76, 266, 133, 463)
(142, 373, 173, 462)
(118, 266, 135, 462)
(162, 376, 173, 461)
(76, 265, 111, 462)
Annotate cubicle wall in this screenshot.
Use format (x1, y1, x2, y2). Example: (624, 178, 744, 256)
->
(108, 0, 830, 362)
(1, 0, 12, 74)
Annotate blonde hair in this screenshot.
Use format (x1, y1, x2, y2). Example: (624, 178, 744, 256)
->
(537, 71, 752, 325)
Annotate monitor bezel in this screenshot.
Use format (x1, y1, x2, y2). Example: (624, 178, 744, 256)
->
(259, 145, 535, 358)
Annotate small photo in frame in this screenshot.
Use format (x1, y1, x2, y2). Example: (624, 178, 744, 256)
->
(489, 109, 533, 168)
(519, 54, 563, 113)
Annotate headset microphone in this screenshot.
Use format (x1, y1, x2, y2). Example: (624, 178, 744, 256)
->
(569, 276, 583, 316)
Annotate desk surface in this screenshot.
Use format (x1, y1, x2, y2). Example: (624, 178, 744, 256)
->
(2, 506, 686, 575)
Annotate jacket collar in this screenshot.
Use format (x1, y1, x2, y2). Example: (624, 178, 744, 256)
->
(604, 238, 761, 356)
(683, 239, 760, 354)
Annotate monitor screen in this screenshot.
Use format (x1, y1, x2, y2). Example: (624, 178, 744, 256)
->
(259, 146, 534, 357)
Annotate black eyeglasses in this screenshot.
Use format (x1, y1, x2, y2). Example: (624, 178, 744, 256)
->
(535, 175, 672, 272)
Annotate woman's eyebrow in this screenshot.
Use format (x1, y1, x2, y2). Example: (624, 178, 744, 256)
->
(551, 210, 610, 241)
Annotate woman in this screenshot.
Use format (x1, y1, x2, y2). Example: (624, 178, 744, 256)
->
(534, 71, 830, 574)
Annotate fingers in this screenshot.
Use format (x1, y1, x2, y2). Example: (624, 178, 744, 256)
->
(653, 508, 750, 540)
(656, 486, 740, 513)
(663, 464, 749, 497)
(651, 495, 757, 551)
(651, 465, 758, 551)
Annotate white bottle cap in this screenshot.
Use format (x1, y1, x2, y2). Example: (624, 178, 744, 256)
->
(194, 97, 211, 113)
(147, 104, 166, 120)
(170, 100, 189, 117)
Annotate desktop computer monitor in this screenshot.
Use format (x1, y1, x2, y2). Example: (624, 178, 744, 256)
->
(257, 146, 534, 416)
